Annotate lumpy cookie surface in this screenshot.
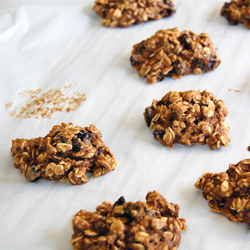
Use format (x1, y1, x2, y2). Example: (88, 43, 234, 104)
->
(130, 28, 221, 84)
(93, 0, 175, 28)
(11, 123, 118, 185)
(144, 90, 230, 150)
(71, 191, 186, 250)
(195, 159, 250, 229)
(221, 0, 250, 29)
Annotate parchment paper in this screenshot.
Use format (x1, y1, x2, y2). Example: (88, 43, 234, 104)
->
(0, 0, 250, 249)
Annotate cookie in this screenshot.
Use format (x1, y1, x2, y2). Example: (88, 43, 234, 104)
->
(93, 0, 175, 28)
(221, 0, 250, 29)
(130, 28, 221, 83)
(195, 159, 250, 229)
(71, 191, 186, 249)
(11, 123, 118, 185)
(144, 90, 230, 150)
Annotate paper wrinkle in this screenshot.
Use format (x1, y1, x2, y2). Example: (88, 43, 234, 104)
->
(0, 7, 31, 39)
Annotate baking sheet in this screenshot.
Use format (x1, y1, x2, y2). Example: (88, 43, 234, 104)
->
(0, 0, 250, 249)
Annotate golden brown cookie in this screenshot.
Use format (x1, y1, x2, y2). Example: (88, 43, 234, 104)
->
(11, 123, 118, 185)
(131, 28, 221, 84)
(71, 191, 186, 249)
(195, 159, 250, 229)
(144, 90, 230, 149)
(93, 0, 175, 28)
(221, 0, 250, 29)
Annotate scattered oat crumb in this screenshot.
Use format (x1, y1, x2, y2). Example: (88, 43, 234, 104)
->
(63, 84, 72, 89)
(228, 88, 240, 92)
(19, 88, 42, 99)
(5, 102, 14, 109)
(8, 85, 87, 119)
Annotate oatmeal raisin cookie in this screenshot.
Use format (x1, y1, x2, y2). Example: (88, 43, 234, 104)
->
(71, 191, 186, 249)
(221, 0, 250, 29)
(11, 123, 118, 185)
(144, 90, 230, 149)
(131, 28, 221, 83)
(93, 0, 175, 28)
(195, 159, 250, 229)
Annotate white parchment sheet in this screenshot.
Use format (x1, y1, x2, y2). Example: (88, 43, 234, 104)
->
(0, 0, 250, 249)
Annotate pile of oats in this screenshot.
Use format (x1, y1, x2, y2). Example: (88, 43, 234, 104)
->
(130, 27, 221, 83)
(71, 191, 186, 249)
(195, 159, 250, 229)
(11, 123, 118, 185)
(93, 0, 175, 28)
(144, 90, 230, 150)
(8, 85, 86, 119)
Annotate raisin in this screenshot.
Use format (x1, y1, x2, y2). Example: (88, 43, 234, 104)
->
(114, 196, 126, 207)
(166, 8, 174, 15)
(179, 34, 191, 50)
(72, 138, 81, 152)
(139, 42, 146, 51)
(77, 130, 87, 140)
(56, 136, 66, 143)
(130, 55, 140, 67)
(93, 220, 108, 235)
(145, 108, 155, 127)
(76, 131, 93, 143)
(193, 58, 205, 69)
(84, 133, 93, 143)
(73, 145, 80, 152)
(229, 209, 237, 215)
(208, 61, 215, 70)
(26, 165, 41, 182)
(57, 152, 63, 156)
(97, 147, 103, 156)
(166, 0, 173, 7)
(174, 63, 183, 75)
(153, 130, 165, 140)
(158, 73, 167, 82)
(124, 203, 135, 214)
